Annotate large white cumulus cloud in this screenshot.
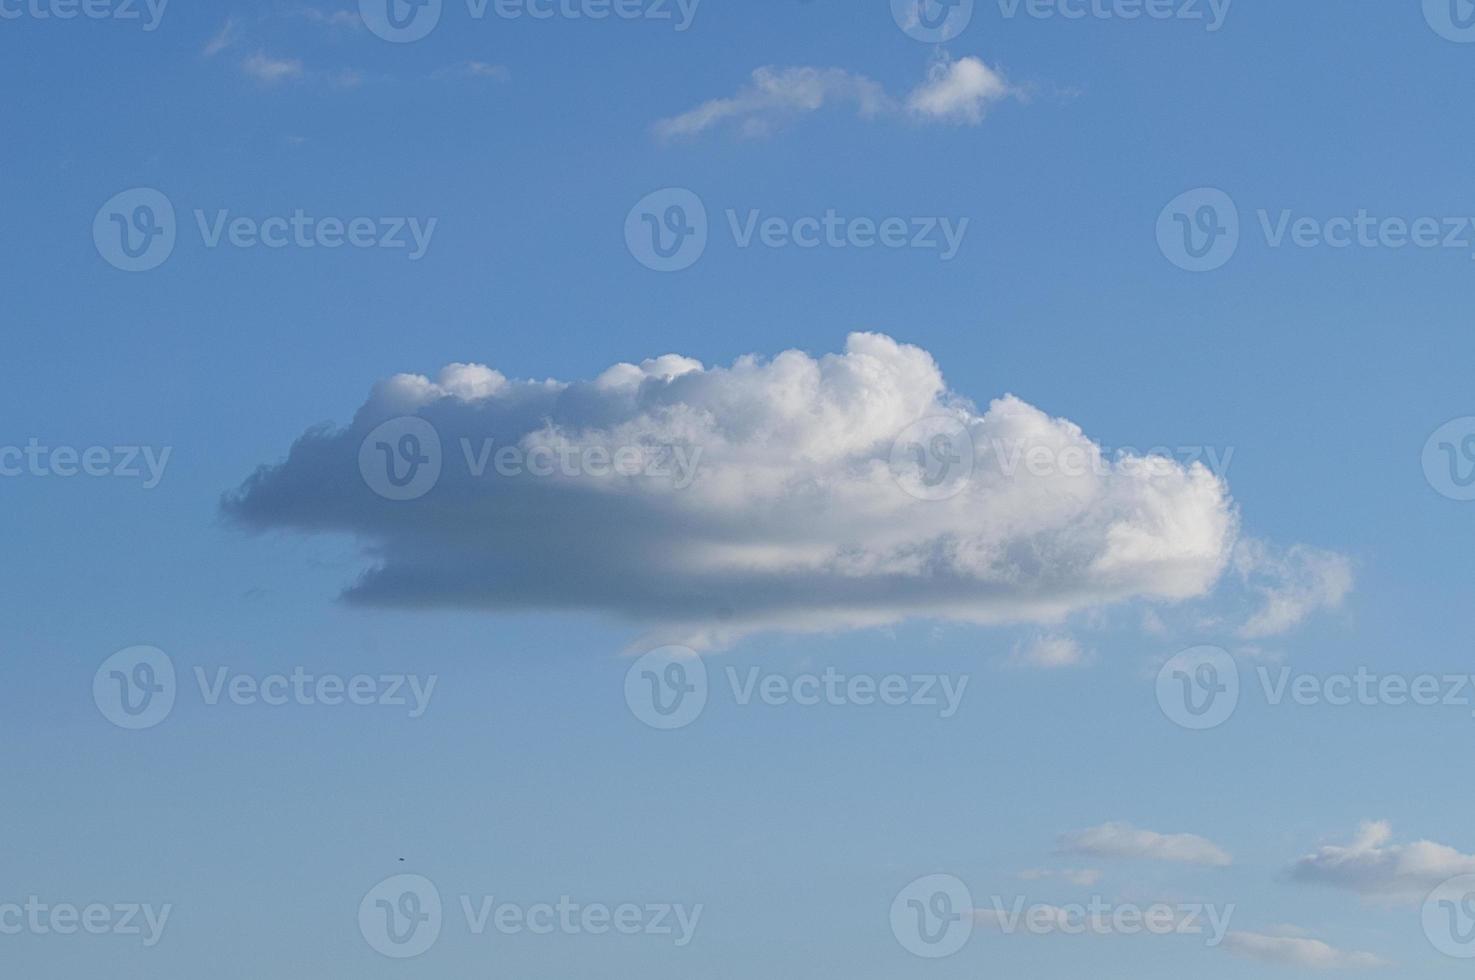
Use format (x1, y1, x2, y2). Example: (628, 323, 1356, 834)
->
(225, 333, 1239, 648)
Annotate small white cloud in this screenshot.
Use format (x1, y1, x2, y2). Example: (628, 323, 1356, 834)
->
(654, 55, 1017, 140)
(235, 54, 366, 91)
(1223, 931, 1390, 970)
(1010, 633, 1091, 669)
(1235, 540, 1353, 638)
(1288, 821, 1475, 903)
(1059, 822, 1232, 867)
(241, 52, 304, 85)
(907, 55, 1015, 124)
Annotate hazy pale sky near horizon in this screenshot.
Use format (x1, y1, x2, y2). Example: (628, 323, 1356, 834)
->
(4, 0, 1475, 976)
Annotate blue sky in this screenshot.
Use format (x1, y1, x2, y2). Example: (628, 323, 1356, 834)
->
(4, 0, 1475, 975)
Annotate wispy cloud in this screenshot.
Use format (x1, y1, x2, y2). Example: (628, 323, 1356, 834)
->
(1223, 930, 1390, 970)
(654, 55, 1019, 140)
(1235, 540, 1353, 638)
(654, 66, 892, 140)
(205, 10, 368, 88)
(1059, 822, 1232, 867)
(327, 68, 366, 90)
(433, 61, 511, 82)
(241, 52, 305, 85)
(202, 16, 241, 58)
(1010, 633, 1091, 669)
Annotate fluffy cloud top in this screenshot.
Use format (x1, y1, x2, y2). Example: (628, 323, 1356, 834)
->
(1059, 822, 1232, 867)
(907, 56, 1013, 124)
(1223, 931, 1389, 970)
(224, 333, 1243, 649)
(1288, 822, 1475, 902)
(654, 56, 1016, 139)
